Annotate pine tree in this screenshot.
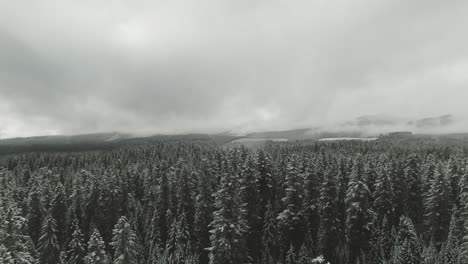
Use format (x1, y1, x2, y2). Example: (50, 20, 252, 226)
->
(111, 216, 139, 264)
(208, 171, 248, 264)
(194, 160, 214, 264)
(145, 207, 161, 264)
(346, 157, 372, 264)
(373, 161, 394, 225)
(392, 216, 420, 264)
(445, 158, 460, 207)
(37, 212, 60, 264)
(404, 154, 423, 233)
(285, 244, 296, 264)
(27, 186, 43, 246)
(240, 156, 262, 261)
(425, 163, 451, 246)
(376, 215, 393, 262)
(302, 158, 320, 253)
(0, 202, 36, 264)
(177, 165, 195, 233)
(278, 156, 305, 251)
(297, 244, 312, 264)
(389, 159, 408, 227)
(66, 223, 85, 264)
(439, 208, 461, 264)
(0, 244, 14, 264)
(158, 170, 171, 246)
(85, 229, 109, 264)
(52, 183, 67, 248)
(262, 202, 278, 263)
(460, 176, 468, 263)
(256, 149, 275, 218)
(317, 168, 339, 263)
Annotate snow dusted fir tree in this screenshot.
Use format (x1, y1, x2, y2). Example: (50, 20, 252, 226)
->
(208, 167, 248, 264)
(346, 157, 372, 264)
(111, 216, 139, 264)
(85, 228, 109, 264)
(66, 223, 85, 264)
(391, 216, 420, 264)
(277, 156, 305, 251)
(38, 211, 60, 264)
(0, 244, 14, 264)
(0, 200, 36, 264)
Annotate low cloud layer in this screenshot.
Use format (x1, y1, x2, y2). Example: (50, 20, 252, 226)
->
(1, 0, 468, 138)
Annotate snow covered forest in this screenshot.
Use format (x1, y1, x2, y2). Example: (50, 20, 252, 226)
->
(1, 140, 468, 264)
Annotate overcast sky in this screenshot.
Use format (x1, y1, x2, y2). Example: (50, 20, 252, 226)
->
(1, 0, 468, 138)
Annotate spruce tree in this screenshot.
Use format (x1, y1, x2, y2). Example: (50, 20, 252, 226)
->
(439, 208, 461, 264)
(346, 157, 372, 264)
(85, 229, 109, 264)
(158, 171, 171, 246)
(460, 166, 468, 263)
(27, 186, 43, 246)
(317, 168, 339, 263)
(66, 224, 85, 264)
(240, 156, 261, 261)
(0, 203, 36, 264)
(393, 216, 420, 264)
(404, 154, 423, 232)
(111, 216, 139, 264)
(37, 212, 60, 264)
(285, 244, 296, 264)
(0, 244, 14, 264)
(194, 160, 214, 264)
(373, 161, 394, 225)
(278, 156, 305, 251)
(208, 171, 248, 264)
(262, 202, 278, 263)
(52, 183, 67, 248)
(425, 163, 450, 246)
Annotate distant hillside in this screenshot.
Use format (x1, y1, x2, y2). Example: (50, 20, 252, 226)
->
(408, 114, 454, 128)
(0, 132, 129, 146)
(0, 132, 240, 155)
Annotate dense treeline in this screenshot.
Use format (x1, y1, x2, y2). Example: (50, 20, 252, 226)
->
(1, 141, 468, 264)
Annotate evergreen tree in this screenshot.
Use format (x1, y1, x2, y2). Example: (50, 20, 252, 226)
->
(420, 243, 437, 264)
(37, 212, 60, 264)
(262, 202, 278, 263)
(27, 186, 43, 246)
(425, 163, 451, 246)
(177, 165, 195, 233)
(285, 244, 296, 264)
(373, 160, 394, 225)
(376, 215, 394, 262)
(66, 224, 85, 264)
(256, 149, 275, 214)
(208, 171, 248, 264)
(0, 202, 36, 264)
(158, 170, 171, 246)
(404, 154, 423, 232)
(317, 168, 339, 262)
(51, 183, 67, 248)
(278, 156, 305, 252)
(345, 157, 372, 264)
(0, 244, 14, 264)
(392, 216, 420, 264)
(111, 216, 139, 264)
(85, 229, 109, 264)
(439, 208, 461, 264)
(194, 160, 214, 264)
(240, 156, 262, 261)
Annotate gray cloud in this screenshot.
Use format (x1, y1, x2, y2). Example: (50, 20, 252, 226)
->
(1, 0, 468, 138)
